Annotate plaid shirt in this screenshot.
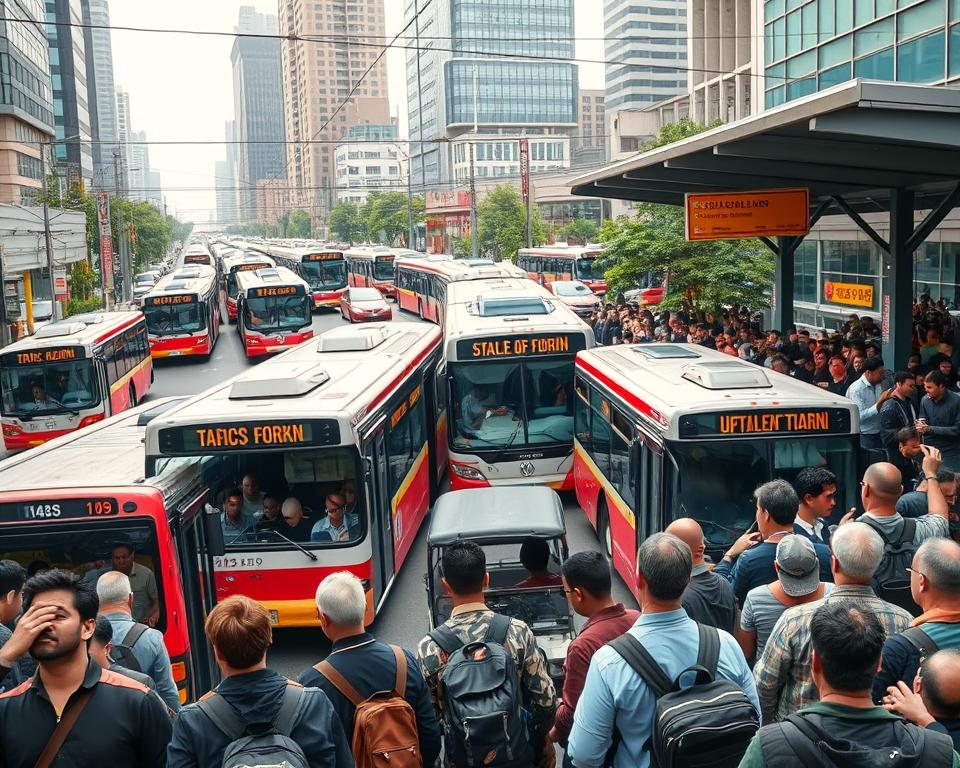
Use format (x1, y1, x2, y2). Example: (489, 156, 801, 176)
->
(753, 584, 912, 723)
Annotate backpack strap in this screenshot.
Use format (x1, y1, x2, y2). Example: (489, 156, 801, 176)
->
(390, 645, 407, 698)
(695, 623, 720, 678)
(428, 624, 464, 656)
(198, 692, 247, 741)
(313, 659, 364, 707)
(899, 517, 918, 544)
(758, 716, 832, 765)
(901, 626, 939, 658)
(607, 633, 672, 698)
(860, 514, 894, 543)
(484, 613, 512, 645)
(272, 685, 307, 737)
(122, 622, 150, 649)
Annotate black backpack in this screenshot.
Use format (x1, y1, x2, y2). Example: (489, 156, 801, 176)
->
(861, 516, 922, 616)
(607, 623, 759, 768)
(109, 622, 149, 673)
(198, 685, 309, 768)
(428, 614, 532, 768)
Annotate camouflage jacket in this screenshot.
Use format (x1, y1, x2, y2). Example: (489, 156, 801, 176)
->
(416, 603, 557, 726)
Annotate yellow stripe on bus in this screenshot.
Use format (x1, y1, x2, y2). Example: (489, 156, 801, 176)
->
(573, 440, 636, 530)
(391, 442, 428, 517)
(109, 357, 151, 395)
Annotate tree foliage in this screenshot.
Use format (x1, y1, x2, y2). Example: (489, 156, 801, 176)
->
(471, 185, 547, 262)
(557, 218, 599, 245)
(327, 201, 366, 244)
(361, 191, 425, 246)
(287, 210, 312, 238)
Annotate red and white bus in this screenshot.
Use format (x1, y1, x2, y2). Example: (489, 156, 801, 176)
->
(573, 343, 860, 601)
(346, 246, 398, 299)
(517, 245, 607, 295)
(262, 244, 348, 310)
(222, 252, 275, 322)
(235, 267, 314, 359)
(143, 265, 221, 360)
(0, 311, 153, 452)
(0, 398, 223, 702)
(394, 256, 528, 324)
(143, 322, 446, 627)
(180, 244, 214, 268)
(444, 277, 594, 490)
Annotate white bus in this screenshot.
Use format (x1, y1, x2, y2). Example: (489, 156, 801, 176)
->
(260, 244, 349, 310)
(444, 277, 595, 490)
(221, 252, 276, 322)
(234, 267, 313, 359)
(142, 265, 221, 360)
(573, 343, 860, 600)
(517, 244, 607, 295)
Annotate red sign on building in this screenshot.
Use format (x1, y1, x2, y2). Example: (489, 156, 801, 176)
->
(519, 139, 529, 203)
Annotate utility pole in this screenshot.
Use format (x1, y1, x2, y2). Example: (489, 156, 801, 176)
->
(113, 149, 130, 304)
(470, 63, 479, 259)
(40, 141, 60, 321)
(413, 0, 426, 192)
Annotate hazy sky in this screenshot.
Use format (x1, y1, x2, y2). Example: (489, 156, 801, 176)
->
(109, 0, 604, 223)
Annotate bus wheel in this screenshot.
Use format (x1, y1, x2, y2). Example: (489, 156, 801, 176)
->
(129, 382, 137, 407)
(598, 497, 613, 562)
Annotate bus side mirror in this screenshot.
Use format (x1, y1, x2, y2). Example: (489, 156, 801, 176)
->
(204, 507, 226, 557)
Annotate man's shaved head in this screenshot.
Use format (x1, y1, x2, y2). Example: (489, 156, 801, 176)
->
(863, 462, 903, 497)
(665, 518, 705, 564)
(921, 649, 960, 720)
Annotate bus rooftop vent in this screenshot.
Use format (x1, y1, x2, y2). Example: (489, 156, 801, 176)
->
(174, 269, 200, 279)
(67, 313, 104, 325)
(229, 363, 330, 399)
(258, 269, 281, 281)
(681, 361, 772, 390)
(476, 296, 550, 317)
(165, 282, 189, 291)
(632, 344, 701, 360)
(34, 322, 87, 339)
(318, 325, 390, 352)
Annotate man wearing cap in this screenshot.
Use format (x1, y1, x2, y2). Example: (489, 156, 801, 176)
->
(737, 535, 833, 663)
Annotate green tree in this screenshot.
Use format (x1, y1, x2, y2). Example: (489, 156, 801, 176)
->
(327, 201, 366, 244)
(598, 120, 774, 314)
(557, 218, 599, 245)
(287, 209, 312, 238)
(474, 185, 547, 262)
(362, 192, 425, 246)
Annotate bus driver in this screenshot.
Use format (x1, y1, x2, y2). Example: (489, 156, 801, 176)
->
(461, 384, 508, 433)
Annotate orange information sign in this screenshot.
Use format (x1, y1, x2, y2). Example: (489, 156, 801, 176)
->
(824, 280, 874, 308)
(685, 188, 810, 241)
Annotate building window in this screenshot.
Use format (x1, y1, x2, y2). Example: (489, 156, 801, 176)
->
(854, 46, 894, 78)
(16, 152, 43, 179)
(897, 30, 946, 82)
(819, 61, 852, 87)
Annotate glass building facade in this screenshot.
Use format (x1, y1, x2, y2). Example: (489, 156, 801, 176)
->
(0, 0, 54, 132)
(764, 0, 960, 108)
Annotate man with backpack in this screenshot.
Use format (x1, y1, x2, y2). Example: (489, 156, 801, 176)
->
(568, 533, 759, 768)
(740, 602, 958, 766)
(416, 540, 557, 768)
(96, 570, 180, 711)
(167, 594, 353, 768)
(298, 572, 441, 767)
(872, 538, 960, 702)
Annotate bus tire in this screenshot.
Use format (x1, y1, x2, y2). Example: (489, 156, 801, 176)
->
(129, 382, 137, 407)
(598, 497, 613, 562)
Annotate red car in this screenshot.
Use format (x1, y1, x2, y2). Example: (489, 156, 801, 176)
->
(340, 286, 393, 323)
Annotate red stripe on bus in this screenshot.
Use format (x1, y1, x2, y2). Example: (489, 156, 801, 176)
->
(93, 316, 141, 345)
(364, 331, 442, 414)
(576, 356, 666, 426)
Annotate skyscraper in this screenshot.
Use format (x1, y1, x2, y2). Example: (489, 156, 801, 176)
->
(114, 86, 131, 192)
(231, 6, 286, 224)
(279, 0, 390, 223)
(46, 0, 94, 185)
(604, 0, 688, 110)
(80, 0, 119, 192)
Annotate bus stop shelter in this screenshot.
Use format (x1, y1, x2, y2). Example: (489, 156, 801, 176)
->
(570, 79, 960, 370)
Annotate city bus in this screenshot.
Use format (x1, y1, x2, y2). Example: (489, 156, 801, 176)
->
(444, 277, 594, 490)
(181, 244, 214, 268)
(142, 265, 221, 360)
(263, 244, 348, 310)
(143, 322, 447, 627)
(0, 311, 152, 452)
(235, 267, 314, 359)
(572, 343, 860, 600)
(346, 246, 399, 299)
(221, 252, 276, 322)
(0, 398, 223, 702)
(517, 245, 607, 295)
(394, 255, 528, 323)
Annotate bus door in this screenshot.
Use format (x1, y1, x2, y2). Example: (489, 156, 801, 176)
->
(94, 353, 112, 416)
(361, 420, 395, 608)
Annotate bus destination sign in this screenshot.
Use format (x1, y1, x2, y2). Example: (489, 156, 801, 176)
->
(1, 345, 85, 366)
(678, 408, 851, 439)
(158, 419, 341, 453)
(184, 254, 209, 264)
(252, 286, 304, 298)
(306, 252, 343, 262)
(234, 262, 270, 272)
(143, 294, 196, 307)
(458, 333, 588, 360)
(0, 497, 120, 522)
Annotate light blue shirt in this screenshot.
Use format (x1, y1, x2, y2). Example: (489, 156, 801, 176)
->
(567, 609, 759, 768)
(103, 611, 181, 712)
(310, 512, 360, 542)
(846, 374, 884, 435)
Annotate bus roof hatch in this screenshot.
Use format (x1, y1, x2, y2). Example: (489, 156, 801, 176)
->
(681, 361, 772, 390)
(228, 363, 330, 399)
(34, 322, 87, 339)
(317, 325, 390, 353)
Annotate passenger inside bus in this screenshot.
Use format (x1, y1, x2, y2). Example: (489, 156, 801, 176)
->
(220, 488, 255, 544)
(80, 543, 160, 626)
(255, 493, 282, 529)
(278, 498, 313, 542)
(1, 361, 97, 415)
(310, 493, 360, 542)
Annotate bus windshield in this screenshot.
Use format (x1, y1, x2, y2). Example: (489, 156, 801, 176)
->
(302, 260, 346, 289)
(664, 435, 858, 551)
(0, 518, 165, 629)
(451, 359, 574, 450)
(244, 294, 311, 332)
(144, 301, 205, 336)
(577, 257, 604, 282)
(1, 359, 99, 416)
(374, 259, 395, 281)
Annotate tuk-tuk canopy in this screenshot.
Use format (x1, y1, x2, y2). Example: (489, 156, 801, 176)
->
(427, 487, 566, 546)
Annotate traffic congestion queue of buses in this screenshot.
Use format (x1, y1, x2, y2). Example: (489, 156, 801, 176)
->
(11, 234, 958, 767)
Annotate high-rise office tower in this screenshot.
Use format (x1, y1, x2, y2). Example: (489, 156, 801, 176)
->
(80, 0, 119, 192)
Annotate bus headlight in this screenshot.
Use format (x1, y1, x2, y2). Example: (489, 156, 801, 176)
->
(450, 462, 486, 481)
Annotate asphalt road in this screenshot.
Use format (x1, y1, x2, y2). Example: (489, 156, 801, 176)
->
(145, 302, 639, 675)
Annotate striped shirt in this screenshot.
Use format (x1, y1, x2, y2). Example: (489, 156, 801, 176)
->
(753, 584, 912, 723)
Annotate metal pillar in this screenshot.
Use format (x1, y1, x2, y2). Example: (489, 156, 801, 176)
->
(40, 144, 60, 321)
(772, 237, 795, 332)
(887, 188, 915, 371)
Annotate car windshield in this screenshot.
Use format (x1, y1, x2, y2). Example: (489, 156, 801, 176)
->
(451, 358, 575, 450)
(302, 260, 346, 290)
(244, 294, 311, 332)
(350, 288, 383, 302)
(577, 257, 604, 282)
(554, 281, 592, 297)
(1, 358, 99, 416)
(374, 258, 395, 281)
(144, 300, 205, 335)
(664, 435, 858, 553)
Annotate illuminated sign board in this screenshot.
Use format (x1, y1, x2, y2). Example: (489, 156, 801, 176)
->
(1, 346, 85, 366)
(305, 252, 343, 262)
(457, 333, 588, 360)
(143, 294, 196, 307)
(232, 262, 270, 273)
(377, 254, 396, 262)
(251, 285, 304, 298)
(824, 280, 874, 308)
(184, 254, 210, 264)
(158, 419, 340, 453)
(678, 408, 851, 439)
(685, 188, 810, 241)
(0, 497, 119, 522)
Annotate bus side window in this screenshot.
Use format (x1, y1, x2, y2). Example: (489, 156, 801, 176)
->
(574, 376, 591, 449)
(610, 409, 633, 509)
(589, 391, 611, 477)
(387, 385, 425, 494)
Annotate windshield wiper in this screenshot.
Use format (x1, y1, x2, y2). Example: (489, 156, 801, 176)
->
(502, 417, 524, 450)
(267, 528, 318, 561)
(47, 396, 79, 416)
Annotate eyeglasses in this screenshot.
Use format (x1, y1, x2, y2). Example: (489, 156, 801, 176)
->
(326, 504, 347, 513)
(906, 566, 928, 579)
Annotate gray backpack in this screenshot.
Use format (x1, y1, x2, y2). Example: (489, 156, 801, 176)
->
(428, 614, 532, 768)
(198, 685, 309, 768)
